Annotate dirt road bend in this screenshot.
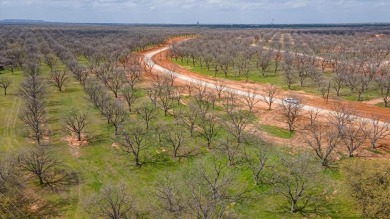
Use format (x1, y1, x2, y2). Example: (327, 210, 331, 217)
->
(144, 45, 389, 127)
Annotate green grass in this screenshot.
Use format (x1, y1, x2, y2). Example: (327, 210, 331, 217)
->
(375, 102, 389, 108)
(0, 69, 29, 152)
(366, 148, 382, 154)
(260, 124, 294, 139)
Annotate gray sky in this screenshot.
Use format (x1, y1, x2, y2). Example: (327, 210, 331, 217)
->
(0, 0, 389, 24)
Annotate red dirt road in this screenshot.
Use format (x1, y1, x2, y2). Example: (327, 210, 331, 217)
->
(142, 37, 390, 158)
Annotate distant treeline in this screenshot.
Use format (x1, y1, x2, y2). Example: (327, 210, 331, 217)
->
(1, 20, 390, 32)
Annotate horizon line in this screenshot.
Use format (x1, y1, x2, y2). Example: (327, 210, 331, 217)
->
(1, 19, 390, 26)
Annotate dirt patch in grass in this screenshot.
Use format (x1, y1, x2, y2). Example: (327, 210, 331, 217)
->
(62, 134, 88, 158)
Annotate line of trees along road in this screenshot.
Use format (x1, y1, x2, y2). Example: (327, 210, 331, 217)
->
(170, 29, 390, 104)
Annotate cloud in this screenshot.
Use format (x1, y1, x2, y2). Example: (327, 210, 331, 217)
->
(2, 0, 388, 9)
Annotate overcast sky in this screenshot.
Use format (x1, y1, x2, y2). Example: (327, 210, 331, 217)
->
(0, 0, 389, 24)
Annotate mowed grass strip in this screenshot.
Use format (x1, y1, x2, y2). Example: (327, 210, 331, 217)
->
(0, 69, 30, 152)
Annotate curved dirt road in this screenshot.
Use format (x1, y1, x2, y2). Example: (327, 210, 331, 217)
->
(143, 44, 389, 127)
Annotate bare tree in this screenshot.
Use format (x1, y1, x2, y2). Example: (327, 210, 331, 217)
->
(155, 159, 239, 219)
(121, 85, 138, 112)
(19, 75, 46, 100)
(151, 73, 177, 116)
(222, 92, 239, 115)
(197, 115, 220, 149)
(259, 50, 273, 77)
(205, 92, 217, 109)
(109, 100, 127, 135)
(63, 110, 87, 141)
(216, 136, 242, 166)
(295, 55, 311, 87)
(19, 148, 77, 190)
(279, 99, 303, 132)
(214, 81, 226, 99)
(184, 159, 238, 219)
(343, 119, 369, 157)
(0, 154, 38, 218)
(184, 81, 194, 97)
(146, 87, 159, 108)
(240, 60, 252, 82)
(0, 153, 66, 216)
(261, 84, 279, 110)
(125, 55, 143, 90)
(332, 71, 346, 97)
(274, 153, 320, 213)
(367, 118, 390, 149)
(282, 52, 295, 89)
(244, 142, 271, 185)
(84, 79, 104, 106)
(0, 77, 12, 95)
(98, 94, 115, 124)
(155, 174, 185, 218)
(225, 110, 253, 144)
(330, 106, 368, 157)
(162, 125, 191, 159)
(375, 72, 390, 107)
(86, 183, 134, 219)
(273, 50, 282, 74)
(319, 80, 331, 103)
(106, 69, 125, 98)
(181, 102, 200, 137)
(194, 82, 208, 103)
(19, 76, 46, 145)
(242, 88, 261, 113)
(303, 110, 340, 166)
(49, 69, 68, 92)
(156, 84, 175, 116)
(23, 61, 40, 77)
(194, 86, 212, 117)
(136, 103, 158, 130)
(354, 71, 370, 101)
(43, 54, 58, 71)
(69, 63, 88, 85)
(117, 123, 150, 167)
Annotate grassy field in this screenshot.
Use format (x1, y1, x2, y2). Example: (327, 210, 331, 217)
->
(0, 69, 28, 152)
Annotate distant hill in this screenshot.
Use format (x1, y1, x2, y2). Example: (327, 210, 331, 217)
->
(0, 19, 47, 24)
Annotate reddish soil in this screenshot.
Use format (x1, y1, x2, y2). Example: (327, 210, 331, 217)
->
(62, 134, 88, 158)
(142, 37, 390, 158)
